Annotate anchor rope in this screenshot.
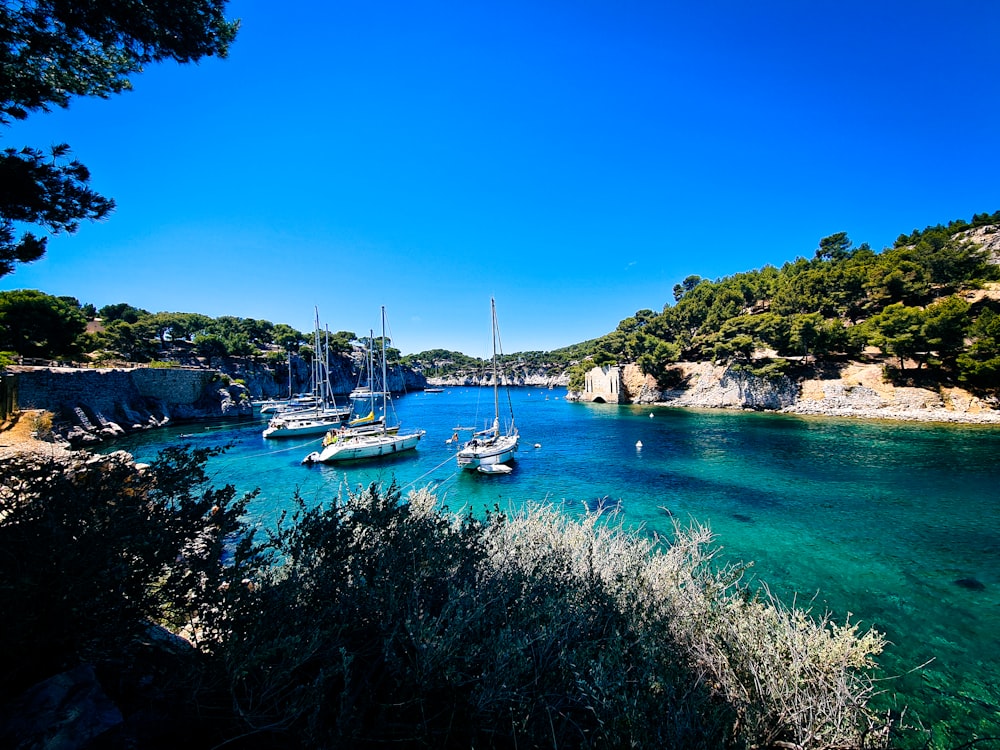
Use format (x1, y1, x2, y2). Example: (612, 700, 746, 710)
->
(400, 452, 461, 493)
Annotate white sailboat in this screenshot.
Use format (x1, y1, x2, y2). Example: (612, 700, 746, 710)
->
(456, 298, 519, 472)
(263, 309, 351, 439)
(303, 306, 424, 462)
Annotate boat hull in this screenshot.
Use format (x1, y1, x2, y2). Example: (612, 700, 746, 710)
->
(457, 435, 518, 469)
(262, 409, 351, 439)
(312, 430, 424, 462)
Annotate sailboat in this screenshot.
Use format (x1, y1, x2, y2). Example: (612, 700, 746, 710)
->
(303, 306, 424, 462)
(260, 351, 324, 415)
(263, 309, 352, 439)
(456, 298, 519, 472)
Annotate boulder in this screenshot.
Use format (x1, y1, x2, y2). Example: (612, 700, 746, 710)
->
(0, 665, 123, 750)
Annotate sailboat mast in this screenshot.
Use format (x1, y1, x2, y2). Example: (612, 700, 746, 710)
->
(313, 307, 321, 404)
(381, 306, 388, 419)
(491, 297, 499, 423)
(324, 324, 332, 409)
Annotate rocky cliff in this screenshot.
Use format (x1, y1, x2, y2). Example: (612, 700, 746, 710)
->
(427, 367, 569, 388)
(10, 366, 254, 446)
(569, 362, 1000, 424)
(219, 352, 427, 398)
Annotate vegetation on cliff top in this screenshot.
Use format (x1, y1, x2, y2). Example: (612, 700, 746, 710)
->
(566, 212, 1000, 393)
(3, 212, 999, 400)
(0, 447, 896, 748)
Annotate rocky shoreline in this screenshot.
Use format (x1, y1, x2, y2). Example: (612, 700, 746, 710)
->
(0, 409, 77, 461)
(571, 361, 1000, 426)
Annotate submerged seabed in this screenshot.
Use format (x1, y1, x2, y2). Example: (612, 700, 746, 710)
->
(104, 387, 1000, 747)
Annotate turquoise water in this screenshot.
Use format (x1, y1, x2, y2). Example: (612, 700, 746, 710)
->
(105, 387, 1000, 746)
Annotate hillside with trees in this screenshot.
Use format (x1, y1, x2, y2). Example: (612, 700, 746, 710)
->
(0, 297, 348, 368)
(565, 211, 1000, 395)
(3, 212, 999, 404)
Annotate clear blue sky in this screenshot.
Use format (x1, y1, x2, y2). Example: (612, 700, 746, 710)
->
(3, 0, 999, 356)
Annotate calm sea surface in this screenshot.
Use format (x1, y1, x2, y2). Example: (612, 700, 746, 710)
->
(103, 387, 1000, 747)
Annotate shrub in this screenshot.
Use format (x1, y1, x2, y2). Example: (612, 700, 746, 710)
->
(29, 410, 54, 439)
(0, 451, 895, 749)
(731, 357, 792, 379)
(225, 486, 893, 749)
(0, 448, 256, 704)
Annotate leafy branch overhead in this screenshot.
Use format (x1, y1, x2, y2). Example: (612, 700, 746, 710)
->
(0, 0, 239, 277)
(0, 145, 114, 276)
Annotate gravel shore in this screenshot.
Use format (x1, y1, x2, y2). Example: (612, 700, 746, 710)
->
(0, 410, 76, 461)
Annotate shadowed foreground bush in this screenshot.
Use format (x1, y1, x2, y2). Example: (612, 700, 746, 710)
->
(0, 450, 895, 748)
(227, 484, 892, 748)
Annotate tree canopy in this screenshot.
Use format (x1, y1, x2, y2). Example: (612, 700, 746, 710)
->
(0, 288, 86, 357)
(0, 0, 239, 277)
(568, 213, 1000, 390)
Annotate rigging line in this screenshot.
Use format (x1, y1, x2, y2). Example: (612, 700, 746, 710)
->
(400, 453, 460, 493)
(219, 436, 324, 462)
(404, 466, 461, 497)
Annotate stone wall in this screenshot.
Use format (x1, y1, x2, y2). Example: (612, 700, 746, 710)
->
(10, 366, 253, 445)
(130, 368, 215, 404)
(581, 365, 623, 403)
(15, 367, 140, 417)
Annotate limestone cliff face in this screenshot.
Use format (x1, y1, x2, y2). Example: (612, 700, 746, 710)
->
(652, 363, 799, 410)
(221, 353, 427, 398)
(427, 367, 568, 388)
(11, 366, 254, 446)
(567, 361, 1000, 423)
(583, 362, 799, 409)
(787, 362, 1000, 422)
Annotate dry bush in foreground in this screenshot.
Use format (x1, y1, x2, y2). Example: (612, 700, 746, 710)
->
(0, 449, 894, 749)
(227, 485, 892, 748)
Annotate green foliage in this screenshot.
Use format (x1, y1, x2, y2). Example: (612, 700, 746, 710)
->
(194, 333, 227, 366)
(0, 447, 255, 701)
(227, 485, 891, 748)
(957, 307, 1000, 389)
(97, 319, 158, 361)
(866, 303, 927, 371)
(264, 350, 287, 366)
(98, 302, 150, 324)
(731, 357, 792, 379)
(0, 449, 897, 748)
(673, 274, 704, 302)
(921, 296, 970, 366)
(815, 231, 852, 261)
(0, 288, 87, 357)
(272, 322, 305, 350)
(0, 145, 113, 276)
(0, 1, 238, 276)
(402, 348, 483, 374)
(567, 361, 589, 391)
(563, 212, 998, 388)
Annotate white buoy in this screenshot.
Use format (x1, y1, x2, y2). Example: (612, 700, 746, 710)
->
(534, 443, 541, 448)
(635, 440, 643, 449)
(649, 413, 654, 418)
